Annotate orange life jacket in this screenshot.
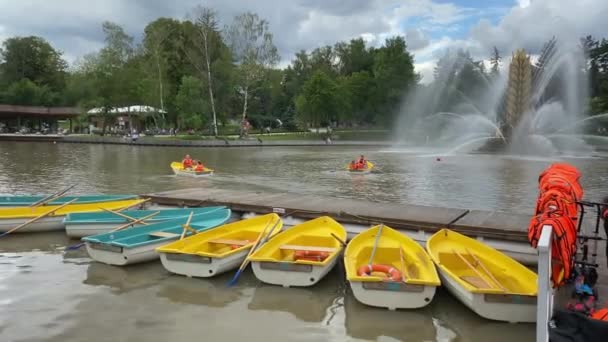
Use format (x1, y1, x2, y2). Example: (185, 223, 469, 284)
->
(183, 158, 193, 168)
(591, 308, 608, 321)
(195, 164, 204, 172)
(528, 162, 582, 288)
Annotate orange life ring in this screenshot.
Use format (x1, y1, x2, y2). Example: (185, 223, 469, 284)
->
(357, 264, 402, 282)
(294, 250, 329, 261)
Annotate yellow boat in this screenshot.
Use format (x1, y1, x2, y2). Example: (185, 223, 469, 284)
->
(426, 229, 537, 323)
(249, 216, 346, 287)
(345, 225, 440, 310)
(157, 214, 283, 277)
(0, 199, 146, 233)
(170, 161, 214, 177)
(347, 161, 374, 173)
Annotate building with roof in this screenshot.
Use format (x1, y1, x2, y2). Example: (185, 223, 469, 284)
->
(0, 104, 80, 133)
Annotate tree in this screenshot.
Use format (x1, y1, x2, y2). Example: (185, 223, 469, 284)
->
(176, 76, 207, 129)
(490, 46, 501, 77)
(224, 12, 280, 119)
(295, 70, 339, 129)
(0, 36, 67, 91)
(372, 36, 417, 124)
(188, 6, 222, 136)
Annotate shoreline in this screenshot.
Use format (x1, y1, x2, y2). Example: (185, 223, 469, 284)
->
(0, 134, 391, 148)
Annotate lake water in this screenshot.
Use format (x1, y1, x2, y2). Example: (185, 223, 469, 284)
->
(1, 141, 607, 341)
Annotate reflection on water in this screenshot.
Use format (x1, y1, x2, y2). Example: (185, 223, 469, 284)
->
(157, 273, 242, 307)
(84, 261, 169, 294)
(0, 142, 607, 213)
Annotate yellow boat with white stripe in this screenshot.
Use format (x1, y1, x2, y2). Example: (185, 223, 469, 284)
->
(156, 214, 282, 277)
(170, 162, 214, 177)
(0, 198, 146, 233)
(427, 229, 537, 322)
(249, 216, 346, 287)
(345, 225, 440, 310)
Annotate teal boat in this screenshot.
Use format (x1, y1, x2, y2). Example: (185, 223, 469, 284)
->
(64, 206, 226, 238)
(0, 194, 139, 207)
(82, 208, 231, 266)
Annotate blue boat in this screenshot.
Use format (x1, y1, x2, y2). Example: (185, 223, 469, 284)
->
(0, 194, 139, 207)
(82, 208, 231, 266)
(64, 206, 226, 238)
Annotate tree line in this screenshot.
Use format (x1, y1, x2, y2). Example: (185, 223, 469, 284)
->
(0, 7, 607, 135)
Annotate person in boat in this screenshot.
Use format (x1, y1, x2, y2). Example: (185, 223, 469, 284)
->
(357, 155, 367, 169)
(194, 161, 205, 172)
(349, 160, 359, 170)
(182, 154, 194, 169)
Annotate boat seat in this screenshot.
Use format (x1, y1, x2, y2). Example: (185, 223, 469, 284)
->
(461, 275, 492, 289)
(279, 245, 337, 253)
(208, 239, 250, 246)
(149, 231, 180, 238)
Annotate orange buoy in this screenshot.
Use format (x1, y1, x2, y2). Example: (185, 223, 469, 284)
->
(357, 264, 402, 282)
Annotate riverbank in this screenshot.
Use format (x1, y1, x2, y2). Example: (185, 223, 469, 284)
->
(0, 133, 392, 147)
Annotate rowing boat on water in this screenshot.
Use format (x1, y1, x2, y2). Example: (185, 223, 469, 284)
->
(0, 199, 146, 233)
(249, 216, 346, 287)
(170, 162, 214, 177)
(64, 206, 226, 238)
(157, 213, 282, 277)
(0, 194, 138, 207)
(82, 209, 231, 266)
(347, 161, 374, 173)
(345, 225, 440, 310)
(426, 229, 537, 323)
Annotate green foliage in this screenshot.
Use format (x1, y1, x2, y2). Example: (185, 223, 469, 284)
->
(176, 76, 207, 129)
(0, 36, 67, 91)
(4, 78, 58, 105)
(296, 70, 340, 128)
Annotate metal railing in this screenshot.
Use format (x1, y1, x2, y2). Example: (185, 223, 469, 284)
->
(536, 224, 554, 342)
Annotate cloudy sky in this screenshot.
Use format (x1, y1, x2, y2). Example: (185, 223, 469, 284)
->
(1, 0, 608, 83)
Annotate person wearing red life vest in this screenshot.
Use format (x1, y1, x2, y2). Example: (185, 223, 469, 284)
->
(182, 154, 193, 169)
(194, 161, 205, 172)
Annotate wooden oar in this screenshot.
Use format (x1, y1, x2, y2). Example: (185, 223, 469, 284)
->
(66, 211, 161, 250)
(453, 248, 494, 289)
(368, 224, 384, 265)
(330, 233, 347, 247)
(0, 198, 78, 237)
(179, 212, 195, 240)
(465, 248, 507, 291)
(30, 184, 76, 207)
(399, 246, 409, 282)
(227, 216, 280, 287)
(100, 207, 151, 225)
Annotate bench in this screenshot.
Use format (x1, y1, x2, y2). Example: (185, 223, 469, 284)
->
(208, 239, 250, 246)
(149, 231, 180, 238)
(279, 245, 338, 253)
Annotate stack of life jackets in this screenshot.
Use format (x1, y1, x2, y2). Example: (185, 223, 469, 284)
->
(528, 163, 583, 288)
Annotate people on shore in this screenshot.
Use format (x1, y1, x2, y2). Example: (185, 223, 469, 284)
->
(182, 154, 193, 169)
(194, 161, 205, 172)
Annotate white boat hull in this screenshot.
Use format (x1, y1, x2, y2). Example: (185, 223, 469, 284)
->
(159, 249, 248, 278)
(85, 240, 167, 266)
(0, 216, 65, 233)
(251, 256, 339, 287)
(438, 269, 536, 323)
(65, 222, 145, 238)
(349, 281, 437, 310)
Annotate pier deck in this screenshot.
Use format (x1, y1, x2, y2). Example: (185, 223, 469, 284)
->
(144, 188, 531, 241)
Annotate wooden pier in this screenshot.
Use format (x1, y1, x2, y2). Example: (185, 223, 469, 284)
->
(145, 188, 530, 241)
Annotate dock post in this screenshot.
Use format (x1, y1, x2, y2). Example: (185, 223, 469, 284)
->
(536, 225, 553, 342)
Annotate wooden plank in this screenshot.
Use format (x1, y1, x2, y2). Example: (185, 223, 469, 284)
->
(208, 239, 250, 245)
(149, 231, 179, 238)
(279, 245, 337, 252)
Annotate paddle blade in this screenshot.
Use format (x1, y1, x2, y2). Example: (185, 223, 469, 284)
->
(0, 232, 9, 239)
(227, 269, 244, 287)
(66, 243, 85, 251)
